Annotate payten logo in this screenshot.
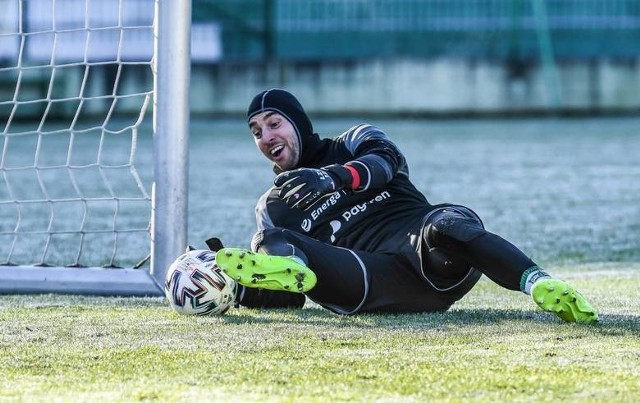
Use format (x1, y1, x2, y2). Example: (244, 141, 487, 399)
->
(329, 220, 341, 243)
(329, 190, 391, 243)
(341, 190, 390, 222)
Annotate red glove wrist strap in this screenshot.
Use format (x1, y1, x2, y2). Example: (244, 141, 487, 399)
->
(343, 165, 361, 190)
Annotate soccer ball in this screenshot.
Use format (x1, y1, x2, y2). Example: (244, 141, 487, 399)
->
(164, 249, 236, 315)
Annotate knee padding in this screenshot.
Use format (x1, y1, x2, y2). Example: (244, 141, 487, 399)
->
(427, 208, 485, 245)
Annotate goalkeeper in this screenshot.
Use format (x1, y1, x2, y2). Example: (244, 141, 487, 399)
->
(215, 88, 597, 323)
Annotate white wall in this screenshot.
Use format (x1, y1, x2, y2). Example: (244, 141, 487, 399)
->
(190, 58, 640, 115)
(0, 0, 220, 63)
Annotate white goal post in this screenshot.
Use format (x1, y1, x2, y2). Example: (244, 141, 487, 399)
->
(0, 0, 190, 296)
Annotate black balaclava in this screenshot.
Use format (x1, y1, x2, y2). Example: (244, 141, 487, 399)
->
(247, 88, 322, 171)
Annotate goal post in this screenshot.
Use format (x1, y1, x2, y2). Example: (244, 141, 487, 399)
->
(0, 0, 191, 296)
(151, 0, 191, 290)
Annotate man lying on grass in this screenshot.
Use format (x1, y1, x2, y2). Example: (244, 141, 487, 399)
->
(214, 88, 597, 323)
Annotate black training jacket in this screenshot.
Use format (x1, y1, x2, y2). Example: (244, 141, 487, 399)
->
(255, 124, 436, 253)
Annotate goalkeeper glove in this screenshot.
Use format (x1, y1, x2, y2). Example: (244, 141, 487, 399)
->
(274, 164, 353, 210)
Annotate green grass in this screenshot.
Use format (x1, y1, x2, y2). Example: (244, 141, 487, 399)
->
(1, 264, 639, 402)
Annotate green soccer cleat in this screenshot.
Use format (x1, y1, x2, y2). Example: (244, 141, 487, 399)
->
(215, 248, 317, 293)
(531, 279, 598, 323)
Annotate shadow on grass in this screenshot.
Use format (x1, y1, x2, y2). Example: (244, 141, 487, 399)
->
(218, 306, 640, 335)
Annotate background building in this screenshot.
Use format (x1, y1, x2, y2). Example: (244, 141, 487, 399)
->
(2, 0, 639, 118)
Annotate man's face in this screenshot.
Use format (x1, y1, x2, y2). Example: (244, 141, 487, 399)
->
(248, 111, 300, 171)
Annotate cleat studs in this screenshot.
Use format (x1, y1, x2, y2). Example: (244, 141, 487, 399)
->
(571, 297, 577, 302)
(239, 252, 245, 258)
(286, 268, 292, 274)
(284, 285, 290, 290)
(555, 298, 561, 303)
(237, 264, 243, 270)
(547, 286, 555, 292)
(235, 276, 242, 281)
(251, 260, 256, 265)
(563, 290, 569, 295)
(252, 279, 257, 284)
(225, 251, 232, 257)
(536, 299, 544, 304)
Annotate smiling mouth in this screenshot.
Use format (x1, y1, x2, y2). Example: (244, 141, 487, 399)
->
(270, 145, 284, 158)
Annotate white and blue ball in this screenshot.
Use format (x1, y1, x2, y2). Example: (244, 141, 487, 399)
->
(164, 249, 236, 315)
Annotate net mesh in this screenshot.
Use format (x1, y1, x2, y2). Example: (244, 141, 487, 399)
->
(0, 0, 154, 268)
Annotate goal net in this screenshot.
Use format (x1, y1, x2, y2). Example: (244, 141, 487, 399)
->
(0, 0, 189, 295)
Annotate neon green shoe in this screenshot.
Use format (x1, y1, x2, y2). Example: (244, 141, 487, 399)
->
(215, 248, 317, 293)
(531, 279, 598, 323)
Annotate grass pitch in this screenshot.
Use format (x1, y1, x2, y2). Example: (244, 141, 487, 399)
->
(1, 264, 638, 402)
(1, 117, 638, 401)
